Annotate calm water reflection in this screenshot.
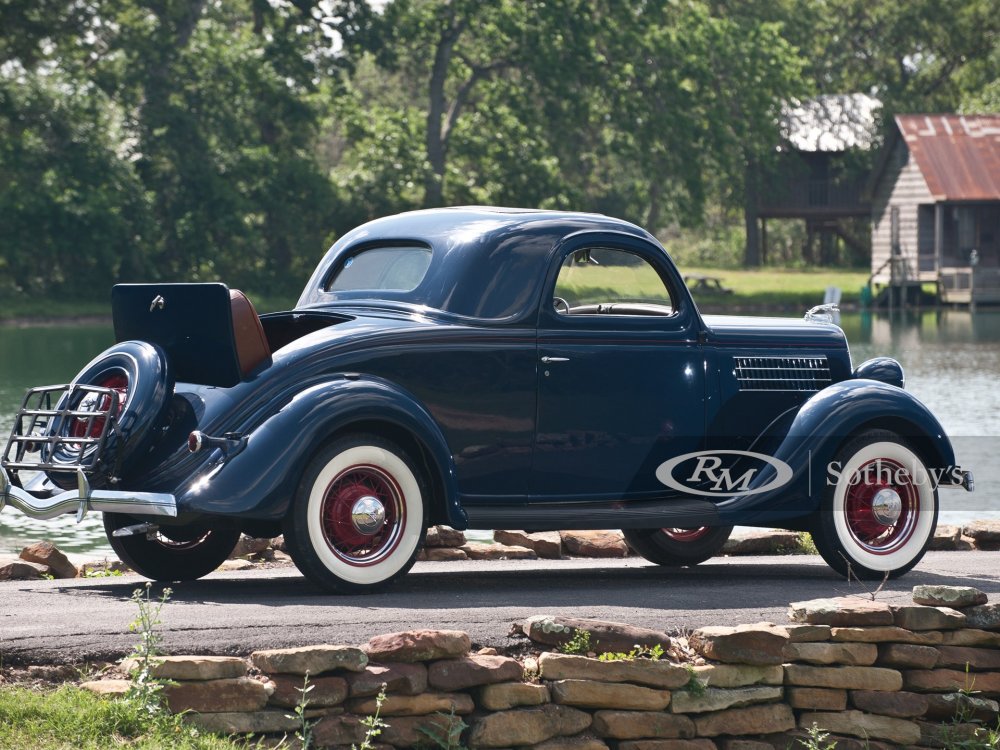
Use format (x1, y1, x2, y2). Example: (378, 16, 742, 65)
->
(1, 310, 998, 556)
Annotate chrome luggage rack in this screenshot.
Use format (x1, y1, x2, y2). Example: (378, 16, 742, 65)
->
(2, 383, 120, 474)
(1, 384, 177, 521)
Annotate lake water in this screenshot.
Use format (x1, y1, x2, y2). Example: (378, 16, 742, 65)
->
(1, 310, 998, 557)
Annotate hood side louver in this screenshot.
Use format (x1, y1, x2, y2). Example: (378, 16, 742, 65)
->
(734, 355, 831, 392)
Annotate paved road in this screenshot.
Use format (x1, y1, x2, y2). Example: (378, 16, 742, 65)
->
(3, 551, 999, 665)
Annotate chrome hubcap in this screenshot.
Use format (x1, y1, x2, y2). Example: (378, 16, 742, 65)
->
(871, 488, 903, 525)
(351, 495, 386, 535)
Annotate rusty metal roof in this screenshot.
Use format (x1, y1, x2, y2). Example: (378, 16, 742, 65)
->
(896, 114, 1000, 201)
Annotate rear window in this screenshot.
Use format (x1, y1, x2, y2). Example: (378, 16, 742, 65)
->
(327, 245, 432, 292)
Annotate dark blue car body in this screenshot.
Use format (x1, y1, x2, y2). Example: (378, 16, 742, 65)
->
(1, 207, 972, 591)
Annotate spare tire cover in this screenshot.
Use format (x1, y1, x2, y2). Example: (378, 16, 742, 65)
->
(44, 340, 173, 488)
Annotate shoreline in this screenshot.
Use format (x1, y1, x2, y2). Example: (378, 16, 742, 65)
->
(0, 301, 880, 328)
(0, 314, 113, 328)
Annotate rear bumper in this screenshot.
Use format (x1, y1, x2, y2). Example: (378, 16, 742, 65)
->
(0, 467, 177, 521)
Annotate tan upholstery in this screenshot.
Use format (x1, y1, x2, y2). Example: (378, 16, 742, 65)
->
(230, 289, 271, 377)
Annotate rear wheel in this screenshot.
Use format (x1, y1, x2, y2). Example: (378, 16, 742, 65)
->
(812, 429, 937, 579)
(104, 513, 240, 581)
(623, 525, 734, 566)
(283, 435, 426, 593)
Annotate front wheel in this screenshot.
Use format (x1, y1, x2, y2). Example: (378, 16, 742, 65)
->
(104, 513, 240, 581)
(283, 435, 426, 594)
(623, 526, 734, 566)
(812, 429, 938, 580)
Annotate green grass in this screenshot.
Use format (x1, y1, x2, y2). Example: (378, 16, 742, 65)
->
(0, 686, 250, 750)
(680, 267, 871, 310)
(1, 267, 873, 323)
(0, 292, 299, 322)
(555, 263, 871, 312)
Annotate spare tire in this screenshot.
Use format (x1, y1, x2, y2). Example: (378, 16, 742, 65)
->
(44, 341, 173, 488)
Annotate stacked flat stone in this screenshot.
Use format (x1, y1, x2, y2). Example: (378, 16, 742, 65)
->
(778, 586, 1000, 748)
(419, 525, 471, 561)
(77, 585, 1000, 749)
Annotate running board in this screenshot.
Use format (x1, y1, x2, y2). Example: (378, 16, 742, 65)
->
(462, 498, 719, 531)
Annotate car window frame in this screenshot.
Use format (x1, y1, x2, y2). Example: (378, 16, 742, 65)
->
(537, 232, 696, 334)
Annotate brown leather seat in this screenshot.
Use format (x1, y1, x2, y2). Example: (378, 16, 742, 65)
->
(230, 289, 271, 377)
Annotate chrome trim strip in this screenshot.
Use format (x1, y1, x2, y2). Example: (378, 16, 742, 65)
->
(0, 467, 177, 521)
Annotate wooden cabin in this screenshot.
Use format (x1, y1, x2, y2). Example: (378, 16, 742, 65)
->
(868, 114, 1000, 306)
(758, 94, 878, 265)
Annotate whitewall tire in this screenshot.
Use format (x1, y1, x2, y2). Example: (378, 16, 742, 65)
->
(284, 435, 426, 593)
(813, 429, 938, 579)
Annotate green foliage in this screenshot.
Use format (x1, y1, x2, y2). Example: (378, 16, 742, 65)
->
(416, 709, 469, 750)
(796, 532, 820, 556)
(288, 674, 316, 750)
(126, 583, 173, 717)
(796, 722, 837, 750)
(598, 643, 666, 662)
(83, 567, 125, 578)
(683, 664, 707, 697)
(1, 0, 997, 304)
(0, 685, 246, 749)
(558, 629, 593, 655)
(353, 684, 389, 750)
(934, 721, 1000, 750)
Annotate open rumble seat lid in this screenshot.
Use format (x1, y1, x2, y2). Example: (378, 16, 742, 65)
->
(112, 283, 247, 388)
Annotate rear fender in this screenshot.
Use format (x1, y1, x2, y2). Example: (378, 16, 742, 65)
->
(716, 379, 957, 525)
(174, 376, 462, 526)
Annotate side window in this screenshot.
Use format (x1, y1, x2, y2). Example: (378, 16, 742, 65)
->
(552, 247, 675, 316)
(327, 245, 432, 292)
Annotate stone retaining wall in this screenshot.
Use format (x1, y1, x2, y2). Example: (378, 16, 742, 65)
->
(80, 585, 1000, 749)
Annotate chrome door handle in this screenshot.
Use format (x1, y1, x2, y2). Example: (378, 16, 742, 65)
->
(540, 356, 570, 363)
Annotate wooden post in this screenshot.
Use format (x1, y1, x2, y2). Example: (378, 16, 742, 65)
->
(934, 203, 944, 307)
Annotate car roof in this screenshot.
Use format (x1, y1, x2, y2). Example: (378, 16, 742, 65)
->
(344, 205, 654, 245)
(297, 207, 661, 321)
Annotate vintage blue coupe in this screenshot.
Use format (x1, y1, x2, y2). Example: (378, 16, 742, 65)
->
(0, 207, 973, 592)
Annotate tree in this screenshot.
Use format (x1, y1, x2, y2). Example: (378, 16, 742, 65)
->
(374, 0, 528, 207)
(798, 0, 1000, 113)
(0, 70, 151, 296)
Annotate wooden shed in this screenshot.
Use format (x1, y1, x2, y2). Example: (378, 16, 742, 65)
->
(868, 114, 1000, 306)
(758, 94, 878, 265)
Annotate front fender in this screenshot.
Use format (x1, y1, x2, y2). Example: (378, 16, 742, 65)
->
(174, 376, 462, 526)
(717, 379, 956, 525)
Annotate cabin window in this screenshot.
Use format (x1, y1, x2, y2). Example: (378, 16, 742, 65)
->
(552, 247, 674, 316)
(327, 245, 432, 292)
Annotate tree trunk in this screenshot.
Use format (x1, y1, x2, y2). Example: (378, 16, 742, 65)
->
(646, 178, 663, 234)
(743, 162, 761, 267)
(424, 18, 464, 208)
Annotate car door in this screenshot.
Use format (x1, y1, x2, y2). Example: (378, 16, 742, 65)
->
(533, 235, 706, 500)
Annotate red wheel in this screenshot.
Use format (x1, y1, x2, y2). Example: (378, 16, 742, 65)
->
(69, 371, 128, 441)
(813, 429, 937, 579)
(843, 457, 919, 555)
(320, 465, 405, 566)
(283, 435, 426, 593)
(660, 527, 713, 542)
(623, 525, 733, 566)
